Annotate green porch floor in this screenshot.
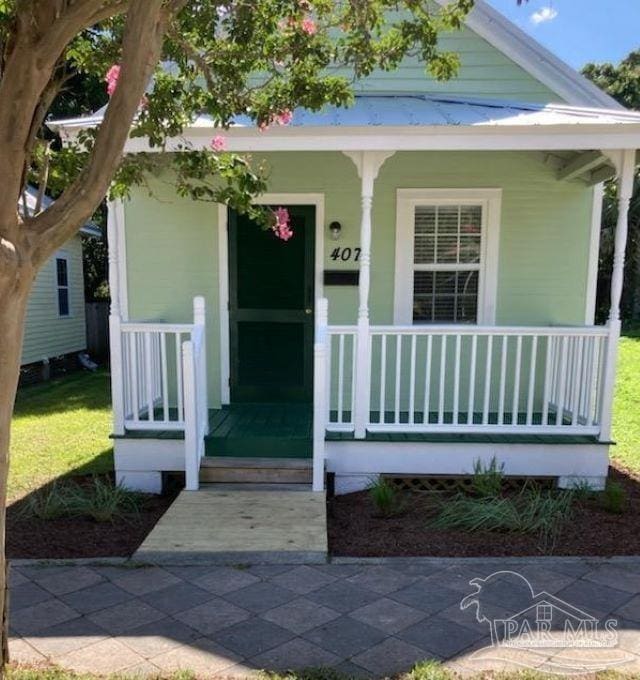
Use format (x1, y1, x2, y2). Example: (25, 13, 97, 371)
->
(113, 404, 608, 455)
(206, 404, 312, 458)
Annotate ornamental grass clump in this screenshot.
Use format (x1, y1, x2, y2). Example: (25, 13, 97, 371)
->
(368, 476, 404, 518)
(471, 456, 505, 498)
(65, 476, 145, 523)
(21, 481, 71, 520)
(19, 476, 145, 523)
(431, 459, 575, 548)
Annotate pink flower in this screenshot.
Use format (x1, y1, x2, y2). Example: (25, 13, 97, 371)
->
(272, 207, 294, 241)
(300, 17, 317, 35)
(210, 135, 226, 152)
(258, 121, 270, 133)
(105, 65, 121, 97)
(275, 109, 293, 126)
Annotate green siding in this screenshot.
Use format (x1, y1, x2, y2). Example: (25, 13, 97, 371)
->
(350, 27, 561, 102)
(123, 151, 594, 408)
(21, 235, 88, 365)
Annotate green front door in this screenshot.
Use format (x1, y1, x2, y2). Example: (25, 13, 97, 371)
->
(229, 206, 315, 403)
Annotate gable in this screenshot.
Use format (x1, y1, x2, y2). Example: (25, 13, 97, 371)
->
(348, 0, 618, 108)
(353, 25, 561, 103)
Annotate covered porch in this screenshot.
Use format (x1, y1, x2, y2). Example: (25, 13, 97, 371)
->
(106, 95, 640, 493)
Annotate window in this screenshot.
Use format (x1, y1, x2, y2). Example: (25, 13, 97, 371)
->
(394, 189, 501, 325)
(413, 205, 482, 323)
(56, 255, 70, 317)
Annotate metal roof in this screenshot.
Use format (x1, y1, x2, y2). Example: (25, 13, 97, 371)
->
(51, 95, 640, 134)
(218, 95, 640, 130)
(20, 186, 102, 237)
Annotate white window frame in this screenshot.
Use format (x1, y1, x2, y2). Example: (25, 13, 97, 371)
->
(55, 251, 71, 318)
(394, 188, 501, 326)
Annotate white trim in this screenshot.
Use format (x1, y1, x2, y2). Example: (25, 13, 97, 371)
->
(217, 204, 231, 404)
(54, 251, 71, 318)
(435, 0, 621, 110)
(326, 440, 609, 494)
(217, 193, 325, 405)
(393, 188, 501, 326)
(121, 126, 640, 155)
(585, 184, 604, 325)
(109, 199, 129, 320)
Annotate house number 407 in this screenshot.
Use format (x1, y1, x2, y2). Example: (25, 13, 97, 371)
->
(330, 247, 361, 262)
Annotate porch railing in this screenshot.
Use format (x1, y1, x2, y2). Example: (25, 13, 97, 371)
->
(319, 311, 609, 437)
(110, 296, 208, 490)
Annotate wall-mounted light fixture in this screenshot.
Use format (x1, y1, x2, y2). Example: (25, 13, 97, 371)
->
(329, 221, 342, 241)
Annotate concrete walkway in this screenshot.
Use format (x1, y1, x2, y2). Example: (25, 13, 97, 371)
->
(134, 488, 327, 565)
(9, 558, 640, 677)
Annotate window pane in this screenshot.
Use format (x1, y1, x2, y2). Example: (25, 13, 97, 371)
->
(459, 206, 482, 263)
(414, 207, 435, 264)
(414, 204, 482, 265)
(56, 258, 68, 287)
(413, 271, 478, 324)
(435, 206, 459, 264)
(58, 288, 69, 316)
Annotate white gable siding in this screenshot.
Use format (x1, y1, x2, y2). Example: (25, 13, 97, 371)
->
(21, 234, 88, 365)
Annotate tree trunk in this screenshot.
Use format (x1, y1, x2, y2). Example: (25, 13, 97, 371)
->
(0, 256, 34, 665)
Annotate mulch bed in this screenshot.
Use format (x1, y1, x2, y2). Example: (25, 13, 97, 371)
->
(328, 463, 640, 557)
(7, 475, 179, 559)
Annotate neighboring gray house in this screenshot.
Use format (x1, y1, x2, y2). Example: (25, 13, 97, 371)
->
(20, 187, 102, 374)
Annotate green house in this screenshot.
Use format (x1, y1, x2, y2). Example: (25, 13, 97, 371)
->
(54, 0, 640, 494)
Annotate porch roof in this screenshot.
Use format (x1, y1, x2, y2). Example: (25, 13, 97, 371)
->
(51, 95, 640, 165)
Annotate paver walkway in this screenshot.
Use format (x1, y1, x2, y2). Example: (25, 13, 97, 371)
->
(9, 558, 640, 677)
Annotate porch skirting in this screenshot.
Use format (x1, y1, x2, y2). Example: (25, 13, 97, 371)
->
(325, 439, 609, 494)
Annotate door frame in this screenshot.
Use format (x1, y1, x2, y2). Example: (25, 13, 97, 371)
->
(218, 193, 325, 405)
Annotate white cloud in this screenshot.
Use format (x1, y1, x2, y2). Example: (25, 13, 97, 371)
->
(530, 6, 558, 25)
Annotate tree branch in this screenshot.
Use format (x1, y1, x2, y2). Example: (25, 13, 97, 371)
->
(26, 0, 171, 264)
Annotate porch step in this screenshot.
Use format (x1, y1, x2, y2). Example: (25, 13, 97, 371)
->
(199, 483, 313, 492)
(199, 457, 313, 485)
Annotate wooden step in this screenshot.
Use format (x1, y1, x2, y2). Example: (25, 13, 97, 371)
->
(199, 457, 312, 484)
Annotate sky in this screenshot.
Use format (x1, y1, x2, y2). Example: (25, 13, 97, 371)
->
(485, 0, 640, 69)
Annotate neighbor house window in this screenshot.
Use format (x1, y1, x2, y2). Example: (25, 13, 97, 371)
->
(394, 189, 501, 326)
(56, 255, 70, 317)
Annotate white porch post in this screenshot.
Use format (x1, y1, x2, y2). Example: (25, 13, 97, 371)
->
(599, 149, 636, 441)
(107, 200, 125, 435)
(313, 298, 329, 491)
(193, 296, 209, 435)
(344, 151, 395, 438)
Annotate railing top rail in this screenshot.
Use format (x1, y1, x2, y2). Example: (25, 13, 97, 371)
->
(327, 326, 358, 334)
(366, 324, 609, 337)
(121, 321, 196, 334)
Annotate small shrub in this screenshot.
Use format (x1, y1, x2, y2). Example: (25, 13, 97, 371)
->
(569, 479, 597, 501)
(601, 480, 627, 514)
(20, 482, 71, 520)
(471, 456, 505, 498)
(368, 476, 402, 518)
(65, 476, 145, 522)
(407, 660, 453, 680)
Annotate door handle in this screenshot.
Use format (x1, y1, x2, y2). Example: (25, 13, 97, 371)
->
(305, 308, 313, 315)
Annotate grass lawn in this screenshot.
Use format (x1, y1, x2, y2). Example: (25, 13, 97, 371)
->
(611, 327, 640, 472)
(8, 370, 113, 501)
